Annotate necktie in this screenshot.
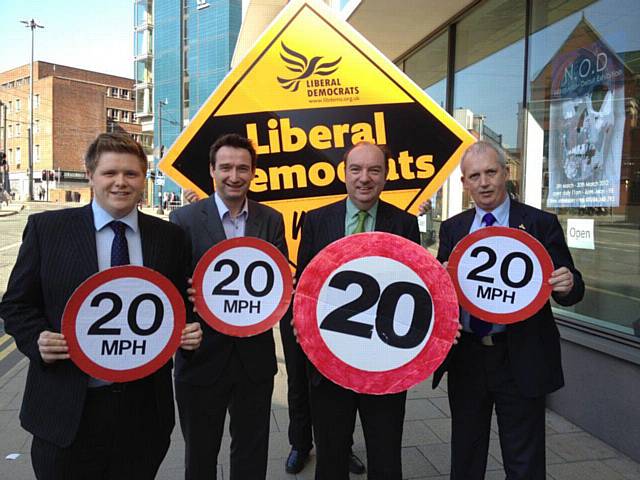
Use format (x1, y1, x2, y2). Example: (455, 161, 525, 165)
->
(352, 210, 368, 234)
(110, 221, 130, 266)
(469, 212, 497, 336)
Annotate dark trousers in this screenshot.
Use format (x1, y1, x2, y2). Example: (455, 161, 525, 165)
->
(448, 334, 546, 480)
(309, 376, 406, 480)
(176, 349, 274, 480)
(31, 379, 169, 480)
(279, 314, 313, 452)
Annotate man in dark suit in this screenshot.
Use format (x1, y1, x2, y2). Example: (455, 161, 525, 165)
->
(434, 141, 584, 479)
(0, 133, 202, 479)
(296, 141, 420, 480)
(170, 133, 287, 480)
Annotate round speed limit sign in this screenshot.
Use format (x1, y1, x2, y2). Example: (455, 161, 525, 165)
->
(294, 232, 459, 395)
(192, 237, 293, 337)
(448, 226, 554, 324)
(62, 266, 185, 382)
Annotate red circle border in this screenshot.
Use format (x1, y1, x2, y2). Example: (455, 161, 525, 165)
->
(62, 265, 186, 383)
(294, 232, 459, 395)
(447, 226, 554, 324)
(192, 237, 293, 337)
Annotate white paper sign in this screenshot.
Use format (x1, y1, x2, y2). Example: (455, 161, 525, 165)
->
(566, 219, 595, 250)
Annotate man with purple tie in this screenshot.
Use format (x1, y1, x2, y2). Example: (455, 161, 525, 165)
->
(433, 141, 584, 480)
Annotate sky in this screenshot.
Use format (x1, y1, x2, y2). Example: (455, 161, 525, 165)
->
(0, 0, 133, 78)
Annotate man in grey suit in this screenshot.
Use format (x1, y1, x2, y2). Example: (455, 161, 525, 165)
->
(170, 133, 287, 480)
(0, 132, 202, 479)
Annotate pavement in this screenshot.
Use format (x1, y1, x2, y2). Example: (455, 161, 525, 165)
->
(0, 203, 24, 217)
(1, 326, 640, 480)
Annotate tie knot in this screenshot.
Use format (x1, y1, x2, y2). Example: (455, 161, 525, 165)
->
(482, 213, 497, 227)
(109, 220, 127, 235)
(357, 210, 368, 221)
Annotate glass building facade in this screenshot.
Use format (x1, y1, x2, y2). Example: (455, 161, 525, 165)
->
(152, 0, 242, 200)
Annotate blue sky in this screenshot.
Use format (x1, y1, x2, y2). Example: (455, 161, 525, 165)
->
(0, 0, 133, 78)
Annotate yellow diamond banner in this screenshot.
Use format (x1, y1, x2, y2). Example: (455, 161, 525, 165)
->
(159, 0, 476, 267)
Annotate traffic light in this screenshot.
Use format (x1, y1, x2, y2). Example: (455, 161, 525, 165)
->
(41, 170, 55, 181)
(0, 151, 6, 167)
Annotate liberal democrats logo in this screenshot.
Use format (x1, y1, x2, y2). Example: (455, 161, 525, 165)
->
(277, 42, 342, 92)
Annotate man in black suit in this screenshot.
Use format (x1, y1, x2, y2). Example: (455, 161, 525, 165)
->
(434, 141, 584, 479)
(296, 141, 420, 480)
(0, 133, 202, 479)
(170, 133, 287, 480)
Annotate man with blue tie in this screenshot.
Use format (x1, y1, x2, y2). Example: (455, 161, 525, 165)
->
(433, 141, 584, 479)
(0, 133, 201, 479)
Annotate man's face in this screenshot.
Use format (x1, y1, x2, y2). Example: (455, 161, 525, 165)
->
(88, 152, 145, 219)
(210, 146, 254, 205)
(345, 144, 387, 210)
(461, 148, 509, 212)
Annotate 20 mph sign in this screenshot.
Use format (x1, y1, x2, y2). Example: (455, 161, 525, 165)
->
(294, 232, 459, 395)
(447, 227, 554, 323)
(62, 266, 185, 382)
(192, 237, 293, 337)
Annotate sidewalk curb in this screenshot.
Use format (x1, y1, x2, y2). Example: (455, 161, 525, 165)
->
(0, 357, 27, 389)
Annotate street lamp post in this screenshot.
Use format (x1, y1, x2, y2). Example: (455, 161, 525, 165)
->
(20, 18, 44, 202)
(156, 99, 167, 214)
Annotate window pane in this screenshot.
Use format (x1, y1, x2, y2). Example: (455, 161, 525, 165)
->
(527, 0, 640, 338)
(405, 31, 448, 108)
(404, 30, 449, 251)
(454, 0, 526, 207)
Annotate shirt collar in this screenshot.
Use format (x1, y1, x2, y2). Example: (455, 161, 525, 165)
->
(474, 195, 510, 226)
(346, 196, 379, 218)
(91, 199, 139, 233)
(214, 191, 248, 220)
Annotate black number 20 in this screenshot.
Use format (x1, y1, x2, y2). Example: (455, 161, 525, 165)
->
(467, 246, 533, 288)
(211, 259, 275, 297)
(319, 271, 432, 349)
(87, 292, 163, 336)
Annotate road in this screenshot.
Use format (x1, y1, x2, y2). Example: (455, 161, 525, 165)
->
(0, 204, 59, 376)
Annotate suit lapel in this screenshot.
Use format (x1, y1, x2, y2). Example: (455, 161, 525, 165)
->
(328, 200, 347, 242)
(454, 208, 475, 243)
(70, 205, 99, 277)
(373, 200, 392, 233)
(138, 211, 158, 269)
(508, 200, 529, 232)
(202, 197, 227, 244)
(245, 200, 261, 238)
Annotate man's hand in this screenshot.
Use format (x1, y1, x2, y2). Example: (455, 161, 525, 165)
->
(180, 322, 203, 350)
(184, 189, 200, 204)
(187, 278, 198, 313)
(453, 322, 462, 345)
(38, 331, 69, 364)
(418, 200, 432, 216)
(548, 267, 574, 296)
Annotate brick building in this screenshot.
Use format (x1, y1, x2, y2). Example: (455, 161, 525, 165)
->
(0, 62, 141, 201)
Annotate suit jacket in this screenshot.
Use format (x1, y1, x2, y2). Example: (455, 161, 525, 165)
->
(169, 197, 287, 385)
(296, 198, 421, 386)
(433, 200, 585, 397)
(0, 205, 189, 447)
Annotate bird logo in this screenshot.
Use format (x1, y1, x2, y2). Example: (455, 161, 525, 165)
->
(277, 41, 342, 92)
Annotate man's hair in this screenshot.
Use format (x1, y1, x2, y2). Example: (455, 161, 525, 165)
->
(85, 133, 147, 173)
(342, 141, 392, 174)
(209, 133, 257, 169)
(460, 140, 507, 174)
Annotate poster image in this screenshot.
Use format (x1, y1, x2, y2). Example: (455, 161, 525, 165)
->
(547, 38, 625, 208)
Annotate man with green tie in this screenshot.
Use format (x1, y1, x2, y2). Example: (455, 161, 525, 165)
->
(295, 141, 420, 480)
